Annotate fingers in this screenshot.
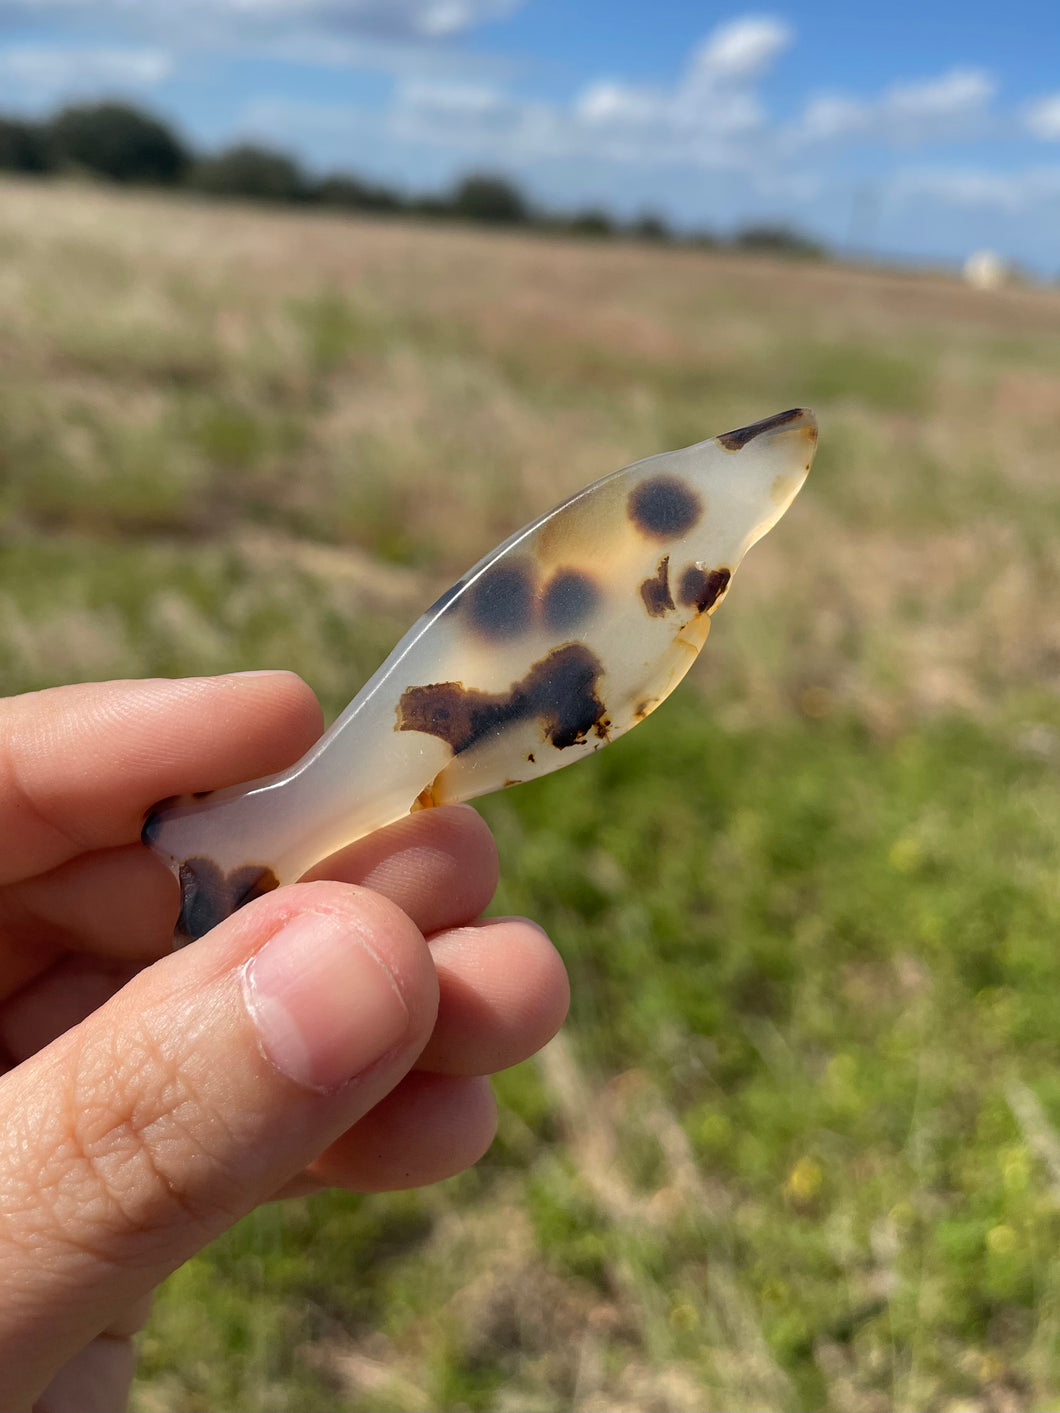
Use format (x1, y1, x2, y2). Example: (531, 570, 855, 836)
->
(0, 881, 438, 1409)
(420, 917, 570, 1075)
(0, 846, 177, 962)
(0, 673, 324, 885)
(310, 1072, 497, 1192)
(0, 804, 498, 987)
(304, 803, 499, 937)
(1, 913, 568, 1088)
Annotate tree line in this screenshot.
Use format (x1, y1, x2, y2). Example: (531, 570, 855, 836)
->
(0, 99, 826, 258)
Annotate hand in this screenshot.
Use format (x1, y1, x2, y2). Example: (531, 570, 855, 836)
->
(0, 672, 568, 1413)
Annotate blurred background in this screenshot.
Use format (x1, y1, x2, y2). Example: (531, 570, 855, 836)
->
(3, 2, 1060, 1410)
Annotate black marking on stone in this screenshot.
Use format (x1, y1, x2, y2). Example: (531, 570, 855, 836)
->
(627, 475, 702, 540)
(640, 555, 675, 617)
(175, 858, 279, 945)
(141, 797, 178, 846)
(464, 559, 536, 640)
(397, 642, 607, 755)
(679, 565, 731, 613)
(716, 408, 803, 451)
(426, 578, 466, 616)
(542, 569, 599, 633)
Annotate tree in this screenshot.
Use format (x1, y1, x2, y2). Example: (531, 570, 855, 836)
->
(189, 144, 307, 203)
(47, 102, 189, 184)
(312, 172, 402, 212)
(630, 211, 671, 242)
(567, 208, 615, 238)
(0, 117, 49, 173)
(448, 173, 529, 225)
(732, 223, 826, 260)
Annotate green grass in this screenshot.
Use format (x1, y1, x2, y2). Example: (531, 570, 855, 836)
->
(136, 702, 1060, 1410)
(4, 176, 1060, 1411)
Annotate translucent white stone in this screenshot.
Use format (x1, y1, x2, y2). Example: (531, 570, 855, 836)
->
(146, 408, 817, 943)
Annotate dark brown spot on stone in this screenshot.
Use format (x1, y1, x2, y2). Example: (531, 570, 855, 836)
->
(542, 569, 599, 633)
(679, 565, 731, 613)
(627, 476, 701, 540)
(716, 408, 804, 451)
(397, 642, 607, 755)
(464, 558, 536, 640)
(175, 859, 279, 946)
(527, 752, 536, 763)
(640, 555, 675, 617)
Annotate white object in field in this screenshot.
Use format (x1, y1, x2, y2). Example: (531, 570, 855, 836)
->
(963, 250, 1009, 291)
(145, 407, 818, 945)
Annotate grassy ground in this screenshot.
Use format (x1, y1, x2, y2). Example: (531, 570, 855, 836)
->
(3, 175, 1060, 1411)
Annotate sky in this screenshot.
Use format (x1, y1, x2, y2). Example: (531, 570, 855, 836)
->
(0, 1, 1059, 272)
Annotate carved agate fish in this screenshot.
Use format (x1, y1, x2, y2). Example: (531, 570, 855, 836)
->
(145, 407, 817, 945)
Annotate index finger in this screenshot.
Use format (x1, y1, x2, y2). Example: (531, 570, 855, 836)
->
(0, 674, 324, 886)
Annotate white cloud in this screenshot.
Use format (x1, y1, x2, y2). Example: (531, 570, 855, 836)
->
(1026, 93, 1060, 141)
(575, 14, 792, 143)
(388, 12, 796, 172)
(0, 0, 523, 39)
(796, 66, 996, 146)
(886, 67, 995, 126)
(690, 15, 792, 83)
(890, 164, 1060, 212)
(0, 45, 172, 96)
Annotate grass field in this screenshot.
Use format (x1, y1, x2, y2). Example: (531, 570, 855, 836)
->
(4, 174, 1060, 1412)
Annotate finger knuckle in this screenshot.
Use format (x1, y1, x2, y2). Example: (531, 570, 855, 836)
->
(30, 1022, 243, 1267)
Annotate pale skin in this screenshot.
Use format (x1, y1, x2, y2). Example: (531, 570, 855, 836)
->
(0, 672, 570, 1413)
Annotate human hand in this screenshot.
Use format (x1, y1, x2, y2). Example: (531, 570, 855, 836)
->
(0, 673, 569, 1413)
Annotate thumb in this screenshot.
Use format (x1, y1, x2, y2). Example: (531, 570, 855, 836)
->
(0, 881, 438, 1410)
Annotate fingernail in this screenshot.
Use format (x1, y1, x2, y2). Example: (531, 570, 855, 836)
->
(243, 911, 410, 1090)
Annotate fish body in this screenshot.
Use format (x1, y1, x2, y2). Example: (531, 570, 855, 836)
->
(145, 407, 817, 944)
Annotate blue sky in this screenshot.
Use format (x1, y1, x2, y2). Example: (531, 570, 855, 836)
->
(1, 1, 1059, 271)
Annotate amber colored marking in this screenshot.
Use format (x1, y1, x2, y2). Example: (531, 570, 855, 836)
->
(770, 472, 800, 507)
(716, 408, 804, 451)
(640, 555, 675, 617)
(678, 565, 731, 613)
(411, 784, 437, 812)
(398, 643, 607, 754)
(627, 476, 702, 540)
(175, 858, 279, 945)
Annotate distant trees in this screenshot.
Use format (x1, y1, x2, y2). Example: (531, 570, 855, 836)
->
(0, 98, 831, 261)
(567, 208, 615, 238)
(0, 117, 48, 172)
(47, 102, 190, 184)
(189, 144, 306, 202)
(732, 223, 826, 260)
(311, 172, 401, 212)
(630, 211, 671, 242)
(448, 173, 530, 225)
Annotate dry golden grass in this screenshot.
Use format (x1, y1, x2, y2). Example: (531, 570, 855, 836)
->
(4, 175, 1059, 729)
